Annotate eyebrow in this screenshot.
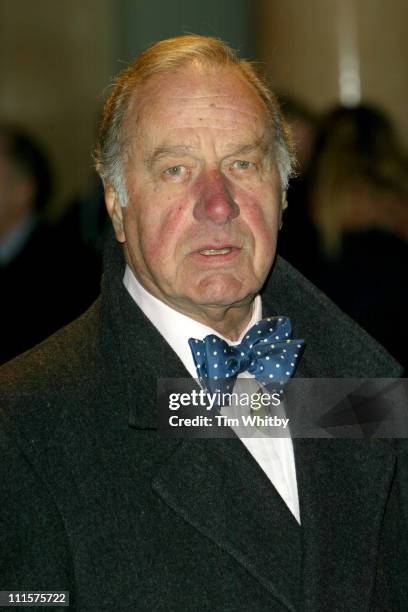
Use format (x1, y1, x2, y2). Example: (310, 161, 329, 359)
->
(226, 139, 271, 157)
(144, 145, 196, 169)
(144, 137, 272, 169)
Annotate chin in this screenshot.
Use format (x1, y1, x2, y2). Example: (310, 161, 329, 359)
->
(189, 274, 257, 307)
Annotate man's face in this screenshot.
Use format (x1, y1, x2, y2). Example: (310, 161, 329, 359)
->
(109, 64, 283, 319)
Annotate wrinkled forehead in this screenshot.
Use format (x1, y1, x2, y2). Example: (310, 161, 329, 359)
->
(123, 64, 270, 137)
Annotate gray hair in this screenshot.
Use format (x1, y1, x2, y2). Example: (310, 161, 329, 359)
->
(95, 34, 295, 206)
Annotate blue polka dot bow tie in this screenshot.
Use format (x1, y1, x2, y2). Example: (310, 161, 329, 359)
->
(188, 316, 305, 395)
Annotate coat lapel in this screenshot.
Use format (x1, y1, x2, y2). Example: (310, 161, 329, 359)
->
(294, 438, 396, 611)
(152, 436, 302, 611)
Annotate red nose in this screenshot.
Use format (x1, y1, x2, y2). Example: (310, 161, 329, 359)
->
(193, 170, 239, 224)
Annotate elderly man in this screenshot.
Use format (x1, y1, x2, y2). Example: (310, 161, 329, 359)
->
(0, 35, 407, 611)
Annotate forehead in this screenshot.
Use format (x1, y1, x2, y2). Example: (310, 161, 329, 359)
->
(125, 64, 270, 146)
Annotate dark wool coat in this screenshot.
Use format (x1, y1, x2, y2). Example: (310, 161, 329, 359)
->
(1, 233, 407, 611)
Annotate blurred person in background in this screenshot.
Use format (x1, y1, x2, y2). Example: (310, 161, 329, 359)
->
(57, 173, 107, 261)
(0, 125, 100, 364)
(307, 105, 408, 370)
(281, 96, 318, 177)
(57, 116, 109, 262)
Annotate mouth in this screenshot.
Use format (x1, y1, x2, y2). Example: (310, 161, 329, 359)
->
(199, 247, 234, 256)
(190, 245, 241, 264)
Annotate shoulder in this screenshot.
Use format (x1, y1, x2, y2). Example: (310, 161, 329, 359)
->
(263, 256, 403, 377)
(0, 299, 107, 449)
(1, 298, 100, 389)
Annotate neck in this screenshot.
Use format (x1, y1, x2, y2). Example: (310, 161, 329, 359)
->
(156, 287, 258, 340)
(177, 300, 255, 341)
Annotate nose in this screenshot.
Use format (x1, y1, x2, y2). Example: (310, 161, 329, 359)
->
(193, 170, 240, 225)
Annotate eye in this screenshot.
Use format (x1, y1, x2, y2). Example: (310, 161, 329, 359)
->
(231, 160, 255, 172)
(163, 165, 186, 178)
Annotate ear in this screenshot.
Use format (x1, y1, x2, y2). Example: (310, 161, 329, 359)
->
(279, 193, 288, 230)
(105, 184, 126, 243)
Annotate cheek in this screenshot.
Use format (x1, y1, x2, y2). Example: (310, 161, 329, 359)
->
(238, 187, 280, 245)
(138, 195, 191, 264)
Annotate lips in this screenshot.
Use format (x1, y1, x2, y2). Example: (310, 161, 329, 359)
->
(199, 247, 233, 256)
(190, 245, 241, 263)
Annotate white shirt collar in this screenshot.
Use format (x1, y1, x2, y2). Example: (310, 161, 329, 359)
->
(123, 264, 263, 378)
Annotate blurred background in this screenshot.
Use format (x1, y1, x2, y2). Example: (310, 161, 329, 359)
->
(0, 0, 407, 369)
